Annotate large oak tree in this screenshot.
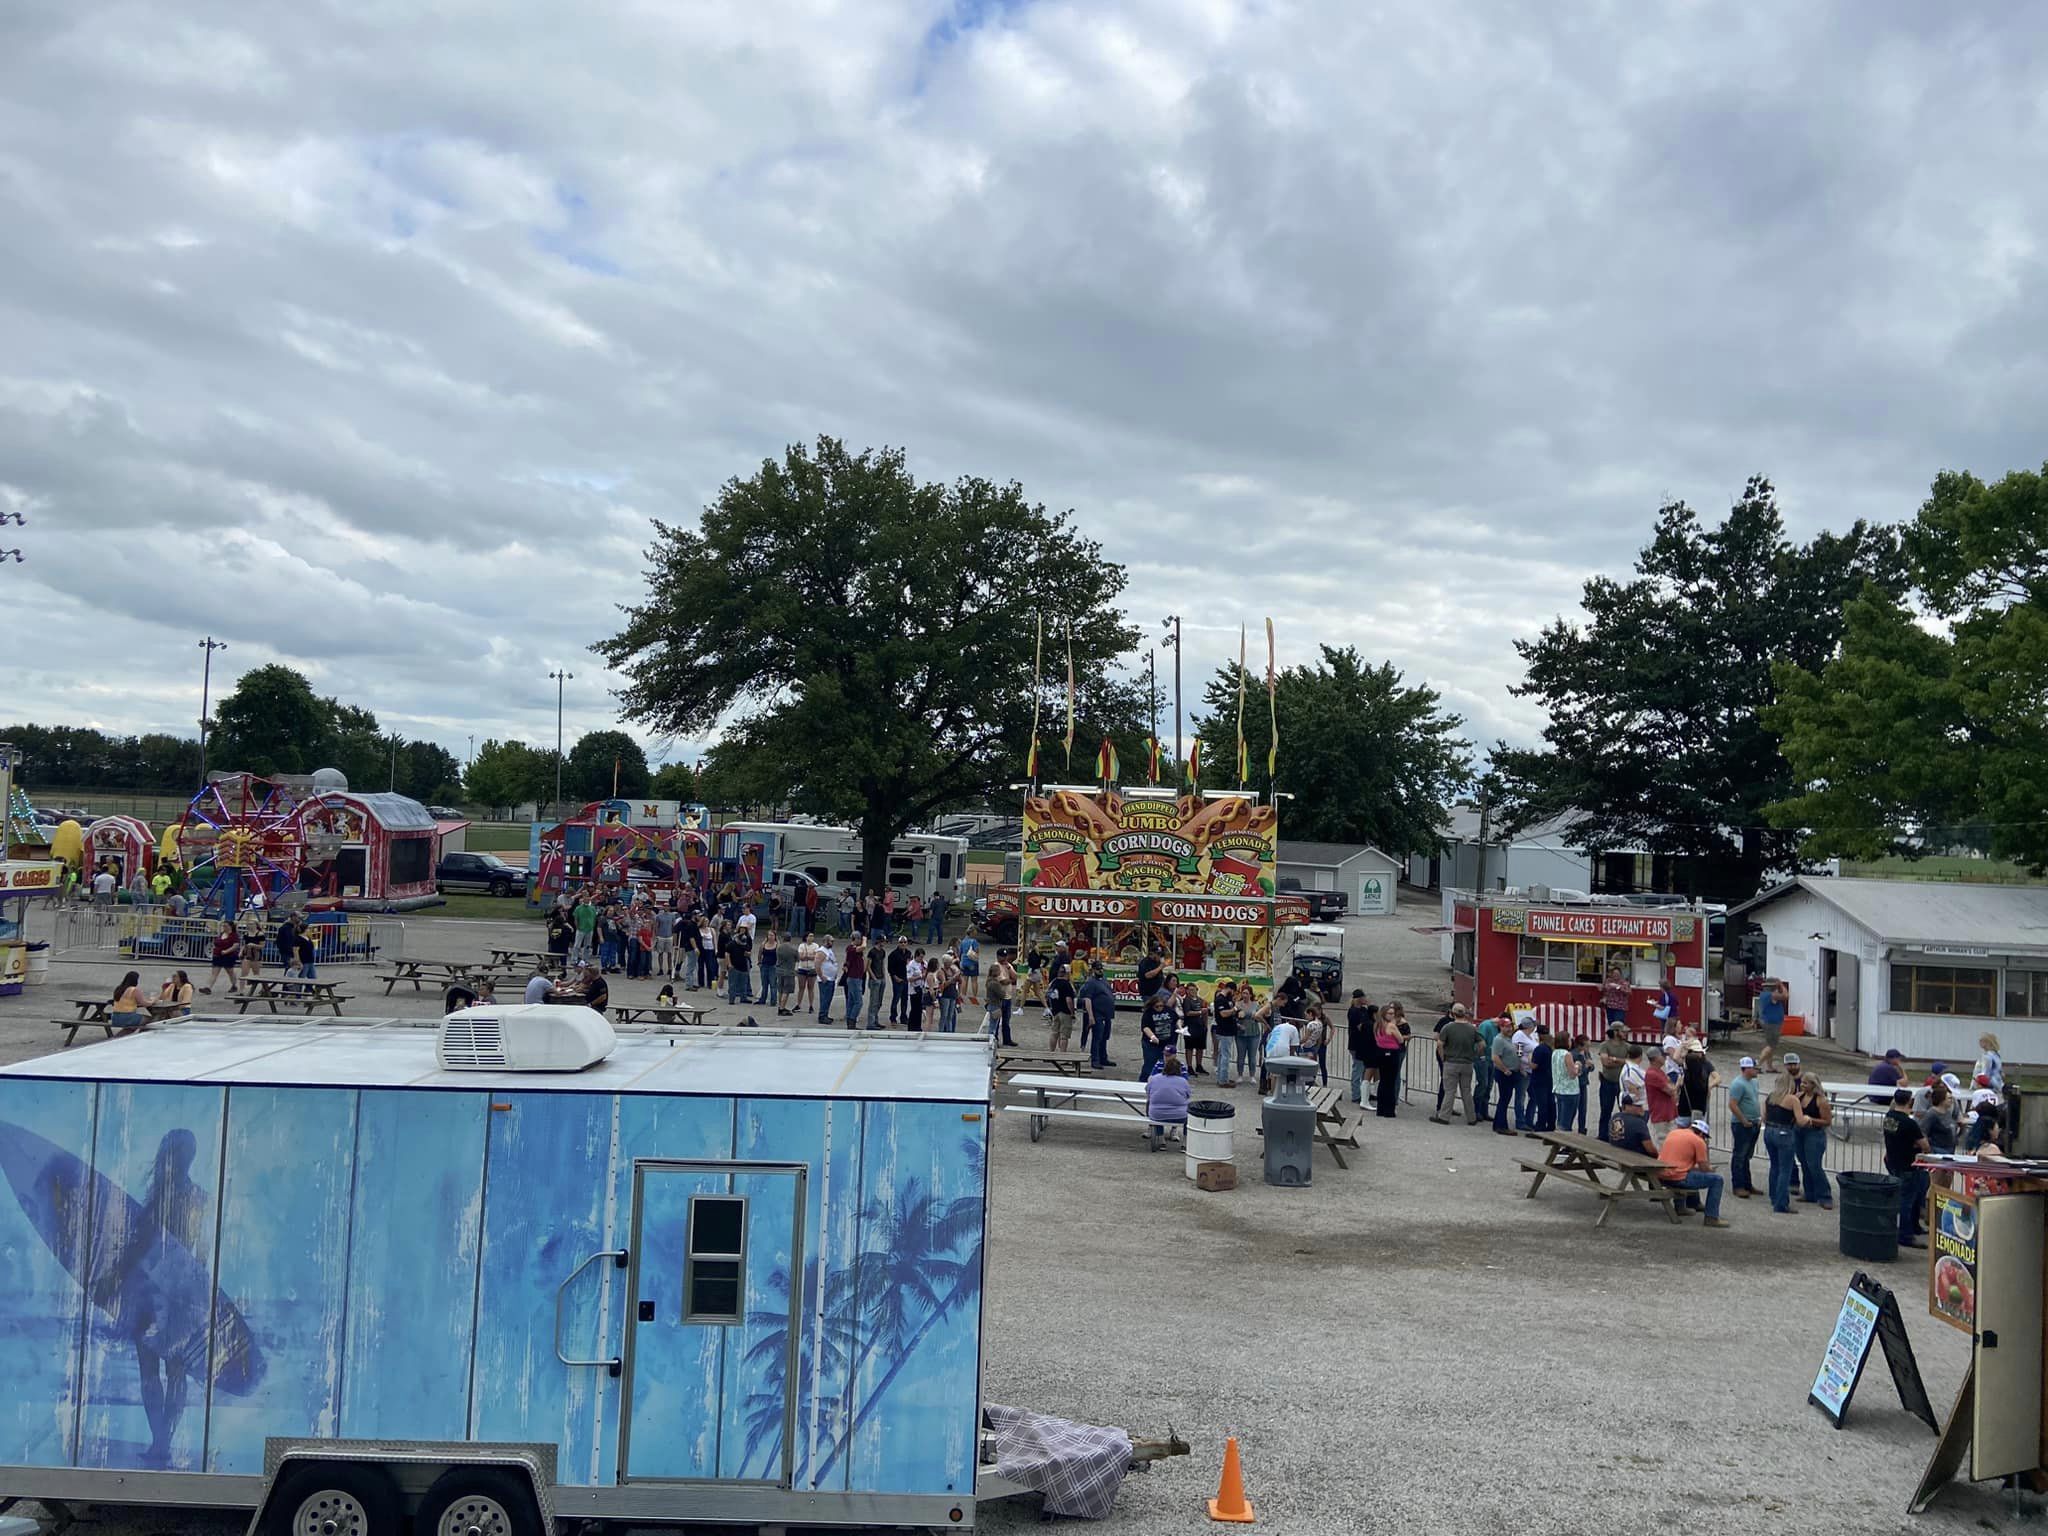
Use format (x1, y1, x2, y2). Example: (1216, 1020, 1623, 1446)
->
(1491, 477, 1902, 898)
(600, 437, 1141, 887)
(1770, 464, 2048, 871)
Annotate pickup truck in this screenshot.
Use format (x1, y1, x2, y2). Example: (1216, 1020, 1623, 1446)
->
(1277, 879, 1348, 922)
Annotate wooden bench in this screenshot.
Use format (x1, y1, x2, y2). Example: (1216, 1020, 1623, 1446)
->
(56, 997, 185, 1047)
(1517, 1130, 1687, 1227)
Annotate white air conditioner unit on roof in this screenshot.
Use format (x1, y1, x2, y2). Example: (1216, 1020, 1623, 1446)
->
(439, 1003, 616, 1072)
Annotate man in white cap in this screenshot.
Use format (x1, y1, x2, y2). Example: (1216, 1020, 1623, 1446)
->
(1727, 1056, 1763, 1198)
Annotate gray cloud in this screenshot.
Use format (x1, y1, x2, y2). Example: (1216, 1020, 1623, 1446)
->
(3, 0, 2044, 771)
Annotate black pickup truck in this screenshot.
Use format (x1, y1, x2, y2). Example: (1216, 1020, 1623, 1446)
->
(1277, 879, 1348, 922)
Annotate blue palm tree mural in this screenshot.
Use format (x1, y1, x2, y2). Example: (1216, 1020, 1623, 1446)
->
(811, 1134, 985, 1485)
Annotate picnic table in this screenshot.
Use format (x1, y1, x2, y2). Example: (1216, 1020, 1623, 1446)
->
(490, 947, 567, 974)
(57, 996, 187, 1047)
(1001, 1072, 1180, 1146)
(377, 958, 517, 995)
(1516, 1129, 1686, 1227)
(611, 1002, 711, 1029)
(1818, 1079, 1896, 1140)
(228, 977, 352, 1016)
(1251, 1081, 1360, 1169)
(995, 1047, 1095, 1078)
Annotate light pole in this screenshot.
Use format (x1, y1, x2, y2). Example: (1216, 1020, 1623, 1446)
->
(389, 734, 399, 792)
(1144, 649, 1158, 780)
(1160, 615, 1182, 768)
(467, 734, 476, 767)
(196, 637, 226, 787)
(549, 669, 574, 817)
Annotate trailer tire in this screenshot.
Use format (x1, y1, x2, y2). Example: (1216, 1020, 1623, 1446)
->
(416, 1467, 542, 1536)
(266, 1461, 402, 1536)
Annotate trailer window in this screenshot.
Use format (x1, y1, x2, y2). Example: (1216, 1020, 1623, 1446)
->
(802, 864, 830, 884)
(937, 852, 953, 879)
(684, 1195, 747, 1324)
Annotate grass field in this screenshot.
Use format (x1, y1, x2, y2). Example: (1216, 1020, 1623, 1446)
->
(464, 823, 532, 851)
(1840, 855, 2045, 884)
(434, 893, 543, 922)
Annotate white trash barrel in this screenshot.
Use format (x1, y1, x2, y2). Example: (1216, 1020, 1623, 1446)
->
(1184, 1099, 1236, 1179)
(22, 944, 49, 986)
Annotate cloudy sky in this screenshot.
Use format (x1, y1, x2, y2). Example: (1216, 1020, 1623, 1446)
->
(4, 0, 2043, 770)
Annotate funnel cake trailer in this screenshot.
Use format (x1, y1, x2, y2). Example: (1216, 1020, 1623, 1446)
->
(0, 1018, 999, 1533)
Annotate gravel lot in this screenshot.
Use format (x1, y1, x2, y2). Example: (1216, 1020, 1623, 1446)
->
(3, 897, 2037, 1533)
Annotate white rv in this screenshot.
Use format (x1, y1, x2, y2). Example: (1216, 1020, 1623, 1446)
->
(724, 821, 970, 904)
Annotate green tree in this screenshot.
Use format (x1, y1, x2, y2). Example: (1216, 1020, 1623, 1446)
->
(209, 664, 334, 777)
(567, 729, 650, 801)
(1770, 464, 2048, 870)
(398, 739, 464, 803)
(1491, 477, 1903, 899)
(1192, 645, 1472, 851)
(464, 739, 552, 816)
(649, 761, 699, 802)
(599, 437, 1141, 886)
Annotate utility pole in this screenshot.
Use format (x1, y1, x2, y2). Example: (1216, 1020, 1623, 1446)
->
(549, 669, 574, 817)
(467, 734, 475, 767)
(1160, 615, 1183, 768)
(196, 637, 227, 787)
(1145, 649, 1158, 761)
(389, 734, 399, 792)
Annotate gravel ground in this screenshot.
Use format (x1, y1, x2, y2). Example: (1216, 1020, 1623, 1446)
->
(3, 898, 2038, 1534)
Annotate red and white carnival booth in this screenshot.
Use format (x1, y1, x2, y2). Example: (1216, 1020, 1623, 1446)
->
(84, 814, 156, 883)
(298, 791, 442, 909)
(1447, 893, 1708, 1041)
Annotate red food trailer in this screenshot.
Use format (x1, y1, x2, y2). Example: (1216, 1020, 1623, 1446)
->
(1447, 893, 1709, 1041)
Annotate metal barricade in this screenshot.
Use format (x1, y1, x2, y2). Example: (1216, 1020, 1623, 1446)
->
(79, 909, 408, 967)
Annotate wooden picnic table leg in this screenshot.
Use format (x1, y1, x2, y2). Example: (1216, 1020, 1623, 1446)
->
(1319, 1115, 1348, 1171)
(1524, 1140, 1567, 1198)
(1595, 1189, 1618, 1228)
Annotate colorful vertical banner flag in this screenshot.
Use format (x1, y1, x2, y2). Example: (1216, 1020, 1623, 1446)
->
(1265, 617, 1278, 779)
(1234, 624, 1248, 786)
(1147, 735, 1160, 784)
(1096, 737, 1120, 783)
(1186, 740, 1201, 790)
(1064, 624, 1076, 767)
(1026, 612, 1042, 778)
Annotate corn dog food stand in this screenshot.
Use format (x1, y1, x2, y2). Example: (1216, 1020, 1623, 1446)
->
(997, 787, 1307, 1006)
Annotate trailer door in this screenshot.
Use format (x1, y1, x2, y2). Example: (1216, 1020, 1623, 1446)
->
(620, 1160, 808, 1485)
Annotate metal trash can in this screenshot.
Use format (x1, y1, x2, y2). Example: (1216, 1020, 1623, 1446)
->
(1185, 1099, 1236, 1180)
(1837, 1170, 1902, 1263)
(1262, 1054, 1317, 1187)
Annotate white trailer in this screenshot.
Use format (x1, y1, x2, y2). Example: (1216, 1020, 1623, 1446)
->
(725, 822, 969, 905)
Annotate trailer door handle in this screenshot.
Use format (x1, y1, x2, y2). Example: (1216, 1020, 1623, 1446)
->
(554, 1248, 627, 1377)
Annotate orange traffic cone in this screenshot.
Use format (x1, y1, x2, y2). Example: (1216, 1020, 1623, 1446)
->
(1207, 1435, 1255, 1523)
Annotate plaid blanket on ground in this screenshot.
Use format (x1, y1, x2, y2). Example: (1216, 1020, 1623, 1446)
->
(983, 1402, 1134, 1520)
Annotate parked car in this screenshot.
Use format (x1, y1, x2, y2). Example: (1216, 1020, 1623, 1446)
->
(435, 851, 527, 898)
(427, 804, 463, 821)
(1276, 878, 1348, 922)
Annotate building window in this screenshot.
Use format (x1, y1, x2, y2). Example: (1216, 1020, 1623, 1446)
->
(1889, 965, 1997, 1018)
(1518, 936, 1584, 984)
(684, 1195, 747, 1324)
(2005, 970, 2048, 1020)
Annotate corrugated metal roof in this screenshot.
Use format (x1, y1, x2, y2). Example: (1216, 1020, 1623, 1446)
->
(1732, 876, 2048, 953)
(344, 792, 438, 831)
(1277, 840, 1399, 868)
(0, 1021, 993, 1102)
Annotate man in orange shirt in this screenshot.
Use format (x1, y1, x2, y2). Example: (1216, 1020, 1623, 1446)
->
(1659, 1113, 1729, 1228)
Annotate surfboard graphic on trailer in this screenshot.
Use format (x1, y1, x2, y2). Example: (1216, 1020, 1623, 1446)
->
(0, 1118, 264, 1463)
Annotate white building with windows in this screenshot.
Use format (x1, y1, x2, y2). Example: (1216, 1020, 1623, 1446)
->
(1728, 877, 2048, 1063)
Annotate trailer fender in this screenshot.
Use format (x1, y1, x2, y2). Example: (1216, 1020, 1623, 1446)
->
(247, 1442, 557, 1536)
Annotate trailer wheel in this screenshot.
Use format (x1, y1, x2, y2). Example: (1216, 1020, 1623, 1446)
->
(266, 1462, 401, 1536)
(416, 1468, 542, 1536)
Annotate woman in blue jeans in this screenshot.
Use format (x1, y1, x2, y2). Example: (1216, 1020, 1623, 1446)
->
(1763, 1070, 1804, 1212)
(1794, 1074, 1834, 1208)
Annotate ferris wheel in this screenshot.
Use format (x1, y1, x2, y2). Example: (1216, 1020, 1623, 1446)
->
(174, 772, 311, 916)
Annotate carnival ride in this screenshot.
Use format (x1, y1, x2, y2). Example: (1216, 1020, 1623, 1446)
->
(172, 773, 310, 916)
(527, 801, 736, 907)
